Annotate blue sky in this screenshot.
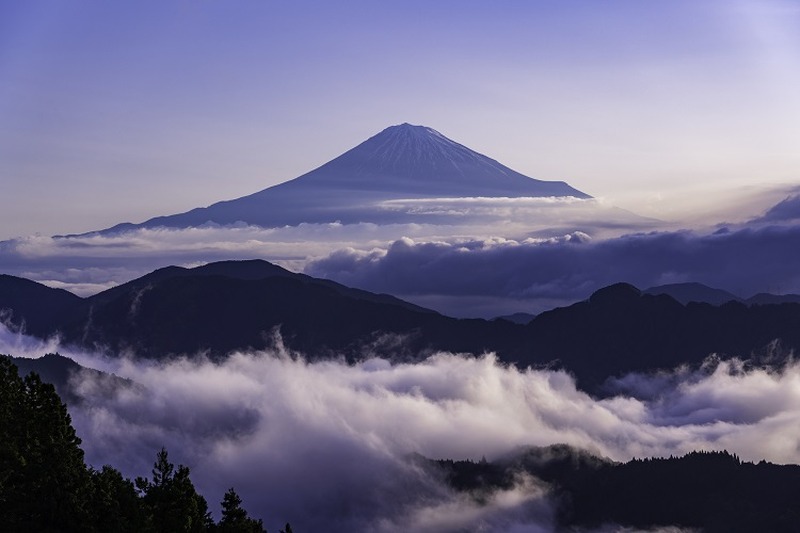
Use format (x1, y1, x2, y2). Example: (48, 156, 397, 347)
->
(1, 0, 799, 239)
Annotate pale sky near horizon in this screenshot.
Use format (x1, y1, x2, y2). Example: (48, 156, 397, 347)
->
(2, 0, 799, 240)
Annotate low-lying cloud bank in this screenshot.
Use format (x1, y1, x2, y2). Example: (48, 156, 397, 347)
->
(9, 218, 799, 317)
(2, 189, 799, 316)
(308, 222, 800, 316)
(0, 198, 651, 303)
(3, 323, 800, 531)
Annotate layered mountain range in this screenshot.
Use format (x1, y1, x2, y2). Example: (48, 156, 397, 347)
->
(4, 260, 800, 391)
(644, 282, 800, 306)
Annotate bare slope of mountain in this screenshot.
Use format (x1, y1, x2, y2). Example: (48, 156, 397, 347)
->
(100, 123, 591, 231)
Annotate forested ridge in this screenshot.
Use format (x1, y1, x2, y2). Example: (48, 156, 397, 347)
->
(434, 445, 800, 532)
(6, 351, 800, 532)
(5, 264, 800, 392)
(0, 356, 290, 533)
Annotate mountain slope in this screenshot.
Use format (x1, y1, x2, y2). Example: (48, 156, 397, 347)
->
(5, 265, 800, 390)
(522, 283, 800, 388)
(6, 353, 136, 406)
(433, 447, 800, 533)
(84, 260, 435, 315)
(643, 282, 800, 307)
(101, 123, 591, 231)
(0, 260, 517, 360)
(0, 275, 83, 337)
(643, 282, 742, 306)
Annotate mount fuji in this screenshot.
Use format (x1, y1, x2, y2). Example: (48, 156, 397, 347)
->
(102, 123, 591, 232)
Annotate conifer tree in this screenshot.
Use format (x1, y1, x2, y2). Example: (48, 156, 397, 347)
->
(218, 487, 267, 533)
(136, 447, 212, 532)
(0, 357, 92, 530)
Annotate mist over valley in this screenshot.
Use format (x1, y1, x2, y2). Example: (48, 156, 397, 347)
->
(4, 3, 800, 527)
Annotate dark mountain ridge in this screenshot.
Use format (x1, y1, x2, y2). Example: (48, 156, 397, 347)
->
(526, 283, 800, 388)
(0, 260, 519, 361)
(645, 281, 800, 306)
(5, 353, 136, 406)
(432, 445, 800, 532)
(4, 264, 800, 390)
(0, 274, 82, 337)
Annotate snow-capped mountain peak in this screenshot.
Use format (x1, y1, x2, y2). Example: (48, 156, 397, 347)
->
(300, 123, 588, 198)
(100, 123, 591, 231)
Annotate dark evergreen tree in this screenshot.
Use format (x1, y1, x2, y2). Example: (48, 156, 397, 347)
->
(88, 464, 147, 532)
(0, 357, 92, 531)
(136, 448, 213, 532)
(217, 487, 267, 533)
(1, 355, 278, 532)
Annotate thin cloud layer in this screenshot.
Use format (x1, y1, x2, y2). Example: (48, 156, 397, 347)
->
(4, 323, 800, 531)
(1, 189, 798, 316)
(0, 198, 653, 299)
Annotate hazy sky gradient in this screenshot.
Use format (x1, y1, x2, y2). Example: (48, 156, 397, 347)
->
(2, 0, 799, 239)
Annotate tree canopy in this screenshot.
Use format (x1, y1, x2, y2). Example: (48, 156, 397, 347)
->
(0, 355, 282, 533)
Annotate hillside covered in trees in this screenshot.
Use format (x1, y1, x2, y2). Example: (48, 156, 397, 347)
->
(7, 353, 800, 531)
(0, 356, 288, 533)
(433, 445, 800, 532)
(4, 260, 800, 391)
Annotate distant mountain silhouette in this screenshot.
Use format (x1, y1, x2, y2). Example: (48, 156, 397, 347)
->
(4, 353, 136, 406)
(4, 263, 800, 390)
(752, 192, 800, 224)
(0, 260, 520, 360)
(644, 281, 800, 307)
(745, 292, 800, 305)
(523, 283, 800, 388)
(0, 275, 82, 337)
(492, 312, 536, 325)
(94, 123, 590, 232)
(85, 260, 435, 315)
(644, 282, 742, 305)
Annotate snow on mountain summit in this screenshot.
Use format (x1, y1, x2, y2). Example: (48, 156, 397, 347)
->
(296, 123, 591, 198)
(340, 123, 513, 178)
(100, 123, 591, 231)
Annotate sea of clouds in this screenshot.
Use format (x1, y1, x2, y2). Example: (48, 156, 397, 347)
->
(2, 190, 799, 318)
(2, 323, 800, 532)
(2, 218, 800, 319)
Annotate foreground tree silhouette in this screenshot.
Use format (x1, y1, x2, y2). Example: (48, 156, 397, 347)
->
(0, 357, 92, 530)
(88, 464, 147, 532)
(1, 356, 281, 532)
(218, 487, 267, 533)
(136, 448, 213, 532)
